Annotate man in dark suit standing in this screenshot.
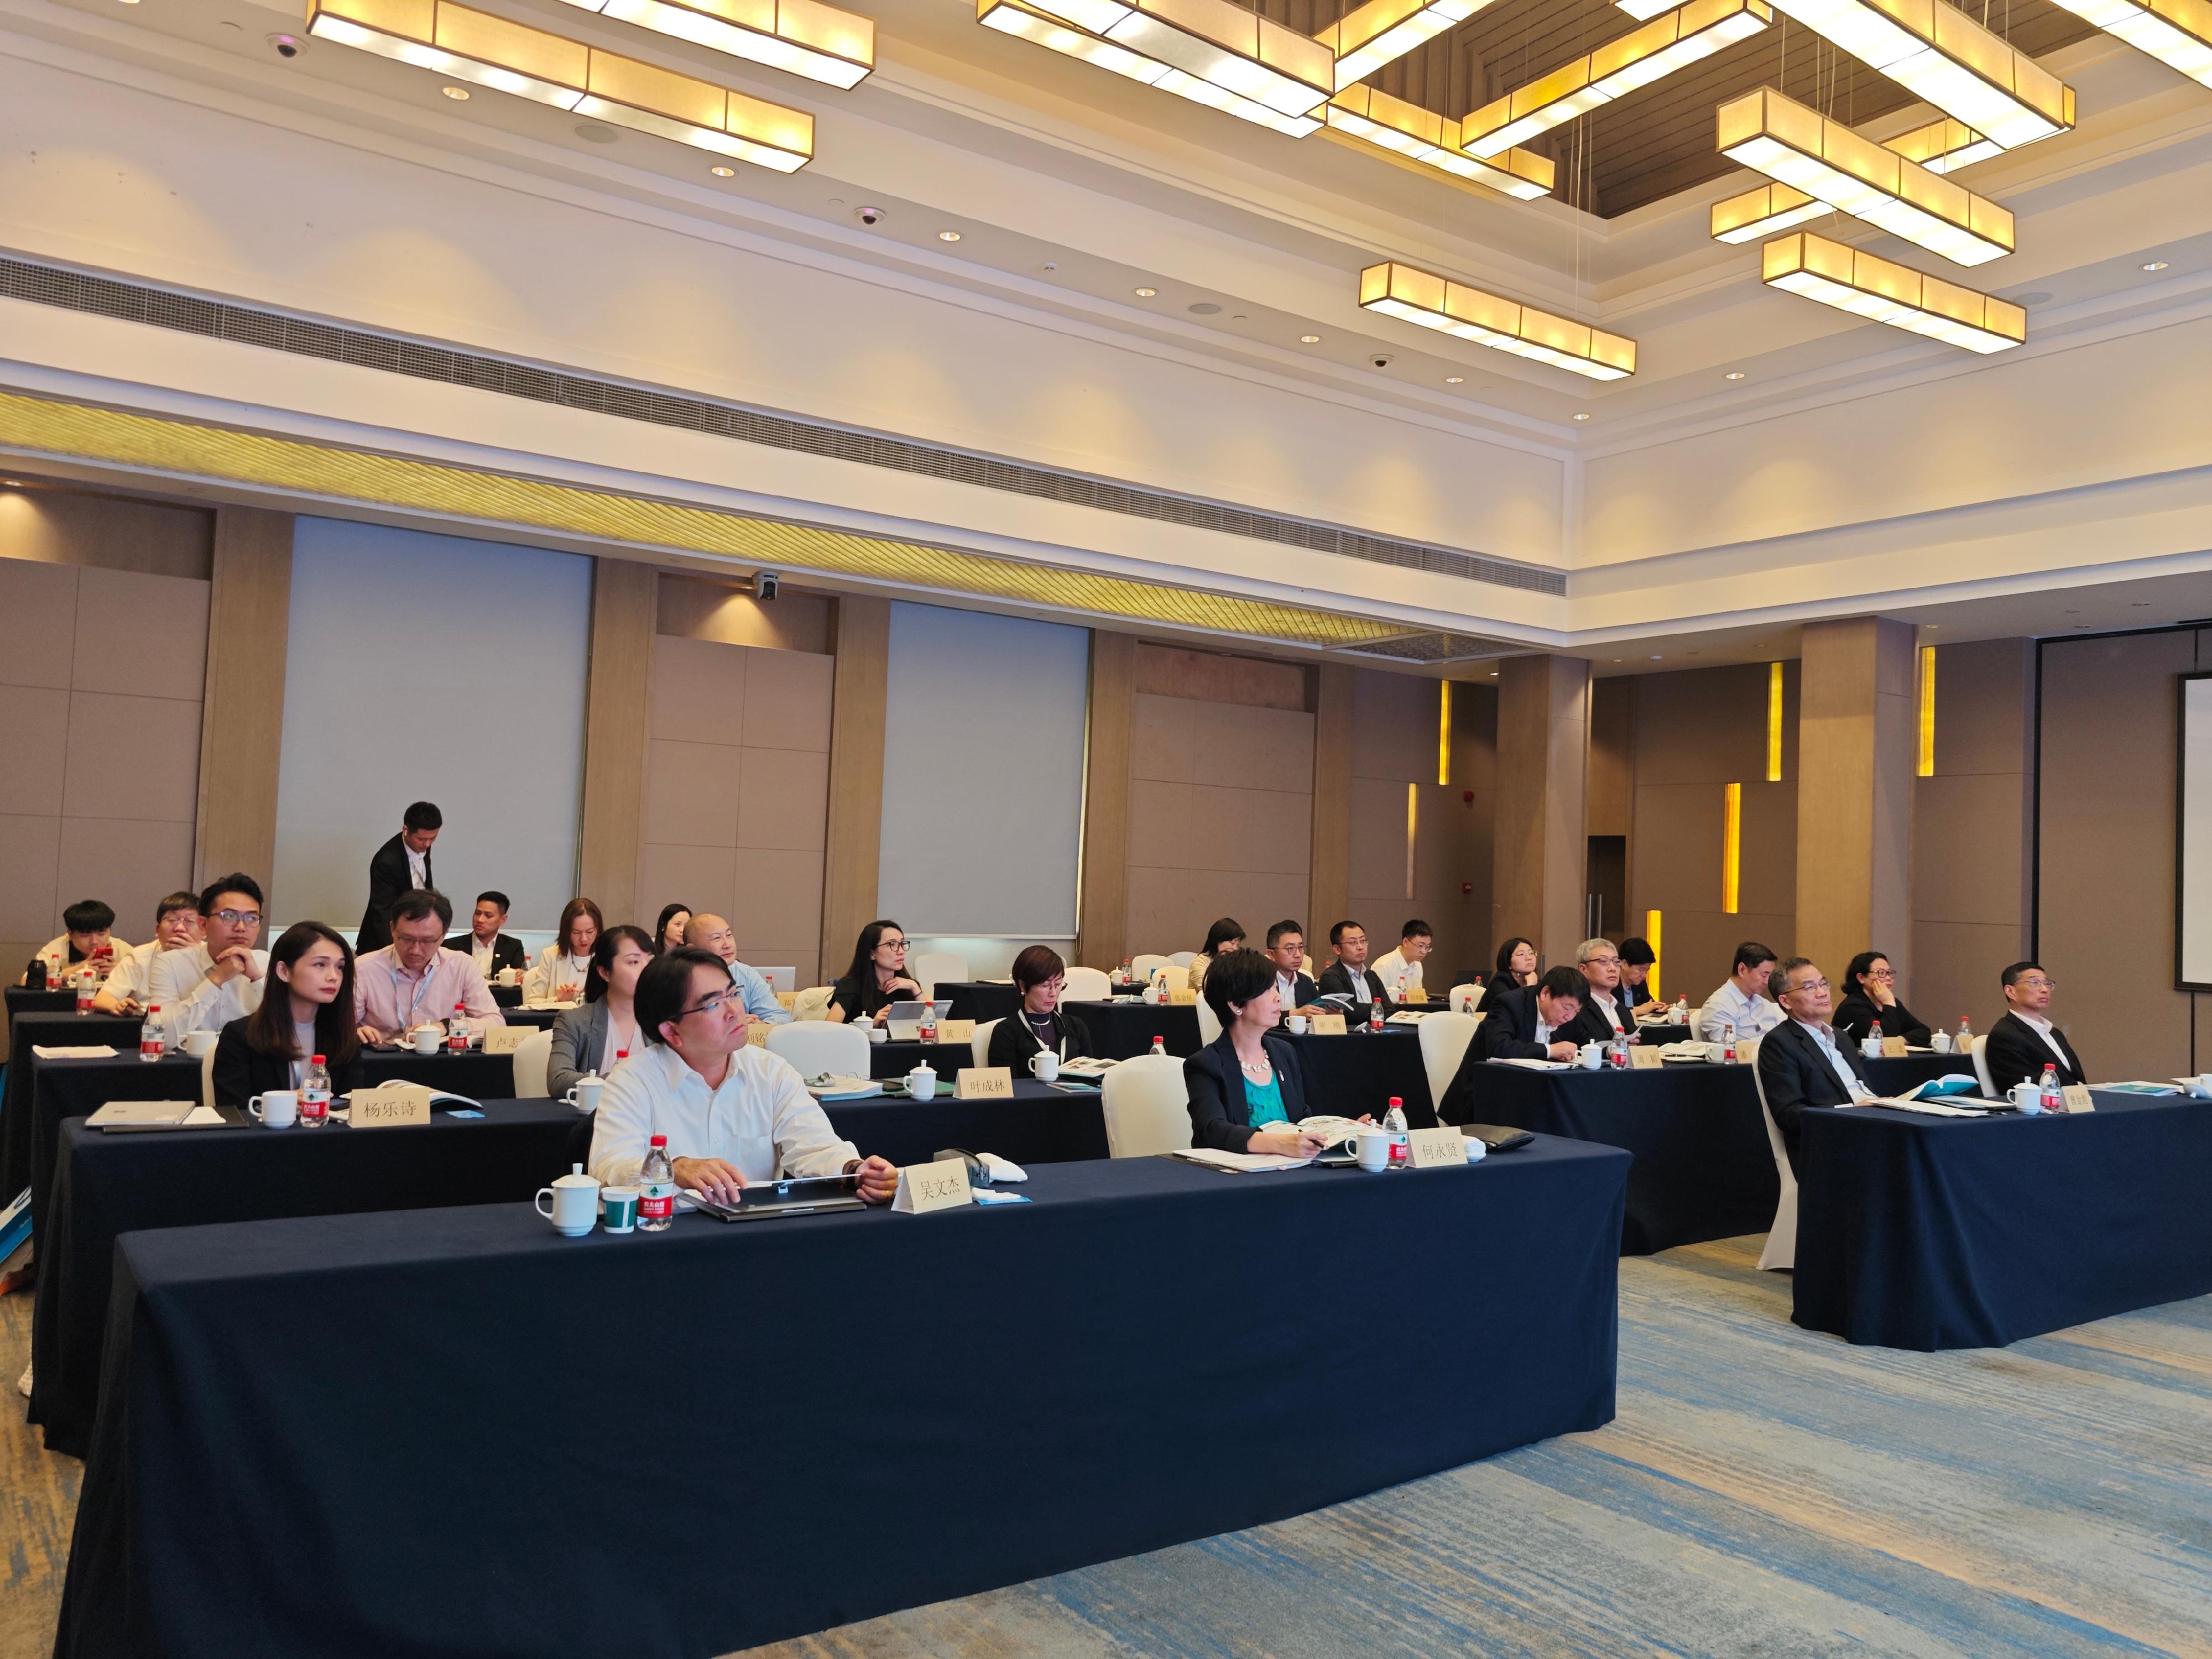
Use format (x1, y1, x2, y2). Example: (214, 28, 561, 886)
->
(1439, 966, 1587, 1124)
(448, 890, 526, 980)
(1984, 961, 2084, 1092)
(1756, 956, 1876, 1175)
(358, 801, 441, 955)
(1264, 920, 1321, 1013)
(1316, 919, 1394, 1016)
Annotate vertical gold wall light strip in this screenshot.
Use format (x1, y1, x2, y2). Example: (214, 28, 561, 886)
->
(1721, 782, 1742, 914)
(1766, 661, 1784, 781)
(1437, 680, 1452, 786)
(1405, 783, 1419, 900)
(1645, 909, 1663, 1000)
(1917, 645, 1937, 776)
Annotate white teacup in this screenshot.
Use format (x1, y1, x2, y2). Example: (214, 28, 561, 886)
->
(249, 1090, 298, 1128)
(535, 1165, 601, 1237)
(1142, 983, 1163, 1006)
(181, 1029, 221, 1060)
(564, 1074, 604, 1113)
(1340, 1127, 1394, 1172)
(868, 1025, 889, 1044)
(1666, 1005, 1686, 1025)
(2197, 1073, 2212, 1099)
(406, 1026, 441, 1055)
(1577, 1042, 1604, 1071)
(496, 967, 521, 987)
(907, 1065, 937, 1101)
(2010, 1081, 2044, 1114)
(1029, 1051, 1059, 1082)
(1930, 1030, 1953, 1053)
(1287, 1014, 1310, 1035)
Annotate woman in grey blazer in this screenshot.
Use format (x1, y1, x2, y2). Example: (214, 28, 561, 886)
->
(549, 925, 654, 1103)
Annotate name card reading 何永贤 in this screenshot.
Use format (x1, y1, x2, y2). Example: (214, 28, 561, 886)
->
(1629, 1045, 1663, 1070)
(956, 1066, 1013, 1099)
(1309, 1013, 1348, 1036)
(892, 1160, 974, 1214)
(481, 1026, 533, 1055)
(348, 1086, 433, 1128)
(1405, 1126, 1467, 1170)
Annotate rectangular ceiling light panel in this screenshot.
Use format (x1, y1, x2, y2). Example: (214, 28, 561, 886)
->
(307, 0, 813, 166)
(1763, 229, 2026, 351)
(2047, 0, 2212, 87)
(1460, 0, 1771, 158)
(1325, 85, 1554, 195)
(556, 0, 873, 88)
(1319, 0, 1495, 87)
(1717, 87, 2014, 263)
(978, 0, 1333, 134)
(1710, 113, 1995, 239)
(1359, 260, 1637, 379)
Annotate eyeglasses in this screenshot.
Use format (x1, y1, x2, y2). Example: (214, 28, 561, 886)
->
(1788, 977, 1831, 994)
(2013, 975, 2055, 991)
(879, 940, 907, 953)
(1866, 968, 1895, 980)
(209, 909, 262, 927)
(680, 987, 746, 1018)
(1583, 954, 1620, 967)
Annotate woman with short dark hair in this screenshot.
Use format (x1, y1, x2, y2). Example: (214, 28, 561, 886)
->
(1832, 951, 1932, 1047)
(1183, 949, 1341, 1156)
(985, 945, 1094, 1072)
(212, 922, 362, 1107)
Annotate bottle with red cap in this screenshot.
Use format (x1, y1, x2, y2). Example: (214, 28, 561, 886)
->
(300, 1055, 331, 1127)
(639, 1135, 676, 1231)
(1149, 1035, 1166, 1057)
(139, 1005, 166, 1062)
(447, 1002, 468, 1053)
(1383, 1096, 1409, 1165)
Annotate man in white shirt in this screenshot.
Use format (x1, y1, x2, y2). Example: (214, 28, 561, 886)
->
(682, 914, 792, 1024)
(1755, 957, 1875, 1173)
(24, 899, 126, 989)
(95, 892, 204, 1013)
(148, 874, 271, 1037)
(1371, 920, 1433, 1003)
(1985, 961, 2084, 1092)
(588, 948, 897, 1203)
(1697, 941, 1782, 1045)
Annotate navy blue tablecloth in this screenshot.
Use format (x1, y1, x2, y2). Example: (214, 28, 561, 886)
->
(868, 1039, 977, 1079)
(826, 1079, 1107, 1169)
(1794, 1091, 2212, 1349)
(1, 1012, 142, 1199)
(1442, 1052, 1958, 1255)
(1074, 999, 1202, 1058)
(933, 981, 1023, 1023)
(1284, 1027, 1437, 1125)
(56, 1139, 1627, 1659)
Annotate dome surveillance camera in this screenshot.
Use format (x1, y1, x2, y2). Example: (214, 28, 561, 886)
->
(855, 205, 885, 226)
(1369, 353, 1395, 369)
(266, 30, 306, 56)
(755, 571, 780, 601)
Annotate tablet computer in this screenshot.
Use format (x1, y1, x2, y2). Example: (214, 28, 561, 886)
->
(685, 1176, 867, 1222)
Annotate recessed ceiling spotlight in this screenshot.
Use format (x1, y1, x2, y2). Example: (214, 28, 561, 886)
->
(2143, 260, 2169, 271)
(1612, 657, 1623, 662)
(1445, 375, 1464, 384)
(1724, 371, 1746, 380)
(575, 121, 618, 143)
(1188, 301, 1222, 315)
(441, 84, 470, 99)
(1134, 286, 1157, 298)
(1573, 412, 1591, 421)
(1232, 313, 1248, 321)
(1041, 262, 1058, 272)
(709, 165, 734, 177)
(937, 230, 962, 242)
(1299, 333, 1321, 343)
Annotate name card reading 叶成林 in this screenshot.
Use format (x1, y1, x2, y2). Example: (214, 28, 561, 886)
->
(891, 1160, 974, 1214)
(2062, 1084, 2095, 1113)
(956, 1066, 1012, 1099)
(935, 1019, 977, 1044)
(348, 1086, 433, 1129)
(481, 1026, 533, 1055)
(1308, 1013, 1348, 1036)
(1629, 1045, 1663, 1070)
(1405, 1126, 1467, 1170)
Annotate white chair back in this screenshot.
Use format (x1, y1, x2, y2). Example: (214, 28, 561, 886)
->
(1063, 966, 1112, 1001)
(1417, 1013, 1481, 1121)
(792, 985, 834, 1022)
(1100, 1052, 1191, 1157)
(1449, 983, 1484, 1015)
(1194, 997, 1222, 1046)
(1969, 1033, 1996, 1096)
(512, 1028, 554, 1099)
(765, 1021, 870, 1078)
(971, 1019, 998, 1070)
(1152, 965, 1188, 994)
(1742, 1035, 1796, 1271)
(1130, 953, 1170, 982)
(912, 952, 968, 1000)
(1168, 951, 1196, 968)
(199, 1045, 217, 1111)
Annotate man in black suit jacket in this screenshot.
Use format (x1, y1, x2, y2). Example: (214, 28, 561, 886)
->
(1984, 961, 2084, 1092)
(1559, 937, 1641, 1049)
(1316, 919, 1394, 1015)
(447, 890, 526, 979)
(1264, 920, 1321, 1014)
(1438, 967, 1588, 1124)
(357, 801, 441, 954)
(1756, 956, 1875, 1175)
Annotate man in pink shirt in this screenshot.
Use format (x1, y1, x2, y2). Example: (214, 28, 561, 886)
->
(354, 889, 504, 1046)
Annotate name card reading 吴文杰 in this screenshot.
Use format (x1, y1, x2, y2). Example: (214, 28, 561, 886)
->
(935, 1019, 977, 1044)
(956, 1066, 1013, 1100)
(1882, 1036, 1908, 1057)
(892, 1160, 974, 1214)
(1309, 1013, 1348, 1036)
(481, 1026, 532, 1055)
(1405, 1126, 1466, 1170)
(1629, 1044, 1663, 1070)
(2062, 1084, 2095, 1113)
(348, 1086, 433, 1128)
(1167, 988, 1198, 1006)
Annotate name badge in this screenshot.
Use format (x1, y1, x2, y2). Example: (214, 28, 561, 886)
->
(1167, 988, 1198, 1006)
(481, 1026, 531, 1055)
(1881, 1036, 1908, 1057)
(348, 1085, 432, 1128)
(956, 1066, 1013, 1099)
(1629, 1045, 1663, 1070)
(1405, 1126, 1465, 1169)
(1309, 1013, 1348, 1035)
(2062, 1084, 2095, 1113)
(936, 1019, 977, 1044)
(891, 1160, 974, 1214)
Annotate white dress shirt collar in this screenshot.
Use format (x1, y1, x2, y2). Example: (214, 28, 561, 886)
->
(1797, 1016, 1875, 1100)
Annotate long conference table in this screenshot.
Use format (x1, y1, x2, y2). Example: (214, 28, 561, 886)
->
(54, 1138, 1630, 1659)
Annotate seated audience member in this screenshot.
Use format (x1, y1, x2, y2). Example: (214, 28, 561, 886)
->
(353, 890, 503, 1046)
(25, 900, 126, 988)
(827, 920, 924, 1026)
(448, 891, 526, 980)
(587, 948, 899, 1203)
(1185, 948, 1349, 1156)
(681, 914, 791, 1024)
(1755, 957, 1875, 1173)
(1494, 936, 1539, 990)
(1185, 918, 1245, 995)
(149, 875, 271, 1037)
(1438, 966, 1587, 1124)
(95, 892, 201, 1013)
(1698, 941, 1782, 1045)
(1373, 920, 1434, 1002)
(212, 922, 363, 1107)
(985, 946, 1095, 1071)
(1265, 920, 1321, 1013)
(654, 903, 692, 956)
(1317, 919, 1394, 1014)
(524, 899, 603, 1002)
(1561, 938, 1639, 1047)
(358, 801, 440, 954)
(1985, 961, 2083, 1091)
(550, 925, 654, 1101)
(1618, 937, 1658, 1010)
(1832, 951, 1932, 1048)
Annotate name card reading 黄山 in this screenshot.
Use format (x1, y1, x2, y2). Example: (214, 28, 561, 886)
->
(891, 1160, 974, 1214)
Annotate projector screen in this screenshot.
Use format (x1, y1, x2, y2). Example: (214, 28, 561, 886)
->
(2178, 674, 2212, 989)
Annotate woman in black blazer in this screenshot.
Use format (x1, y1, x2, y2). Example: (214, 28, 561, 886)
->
(1182, 949, 1348, 1155)
(211, 921, 363, 1108)
(1832, 951, 1932, 1047)
(985, 945, 1094, 1073)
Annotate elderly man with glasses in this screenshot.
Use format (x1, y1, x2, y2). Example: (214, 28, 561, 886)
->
(1985, 962, 2083, 1093)
(148, 874, 273, 1038)
(1754, 957, 1877, 1176)
(1560, 938, 1640, 1049)
(587, 947, 900, 1206)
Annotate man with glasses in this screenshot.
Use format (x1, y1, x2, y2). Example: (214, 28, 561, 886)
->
(149, 874, 272, 1037)
(95, 891, 204, 1014)
(682, 914, 791, 1024)
(1561, 938, 1639, 1048)
(355, 890, 504, 1047)
(588, 947, 899, 1205)
(1985, 962, 2083, 1092)
(1754, 957, 1875, 1175)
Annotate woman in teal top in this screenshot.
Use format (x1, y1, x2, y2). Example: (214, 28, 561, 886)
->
(1182, 948, 1324, 1154)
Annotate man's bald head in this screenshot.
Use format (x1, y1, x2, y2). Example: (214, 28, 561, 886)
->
(685, 914, 737, 963)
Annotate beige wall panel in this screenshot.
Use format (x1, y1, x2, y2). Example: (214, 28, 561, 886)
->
(1127, 779, 1199, 867)
(0, 488, 212, 580)
(1130, 693, 1198, 784)
(1134, 643, 1307, 711)
(64, 693, 202, 822)
(0, 813, 62, 938)
(73, 568, 208, 702)
(821, 596, 889, 974)
(650, 634, 748, 743)
(643, 738, 742, 849)
(637, 842, 737, 927)
(737, 746, 830, 852)
(1587, 677, 1634, 838)
(1350, 671, 1435, 783)
(56, 817, 195, 938)
(1348, 777, 1408, 899)
(732, 846, 824, 981)
(1124, 865, 1203, 954)
(1630, 782, 1725, 913)
(1930, 637, 2033, 774)
(1738, 779, 1798, 925)
(656, 576, 831, 654)
(1631, 664, 1775, 785)
(194, 507, 287, 890)
(1077, 630, 1135, 971)
(1308, 665, 1353, 952)
(1912, 771, 2031, 928)
(1910, 919, 2022, 1037)
(1197, 701, 1315, 793)
(578, 556, 656, 930)
(742, 648, 835, 753)
(1796, 617, 1913, 985)
(1189, 784, 1311, 877)
(0, 560, 78, 689)
(1492, 655, 1590, 966)
(0, 687, 70, 815)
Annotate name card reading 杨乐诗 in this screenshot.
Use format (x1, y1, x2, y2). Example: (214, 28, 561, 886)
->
(1167, 988, 1198, 1006)
(1882, 1036, 1908, 1057)
(481, 1026, 532, 1055)
(348, 1086, 433, 1129)
(1309, 1013, 1348, 1036)
(1629, 1045, 1663, 1070)
(1405, 1126, 1466, 1170)
(2062, 1084, 2095, 1113)
(935, 1019, 977, 1044)
(956, 1066, 1013, 1100)
(891, 1160, 974, 1214)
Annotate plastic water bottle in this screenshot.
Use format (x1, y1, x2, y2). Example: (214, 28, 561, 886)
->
(1383, 1096, 1408, 1166)
(139, 1004, 166, 1061)
(2039, 1063, 2062, 1114)
(447, 1002, 468, 1053)
(1607, 1034, 1629, 1070)
(920, 1009, 938, 1043)
(1383, 1097, 1407, 1132)
(1672, 994, 1688, 1024)
(300, 1055, 331, 1126)
(75, 965, 95, 1016)
(1719, 1020, 1737, 1063)
(1957, 1016, 1973, 1045)
(1149, 1035, 1166, 1056)
(639, 1134, 676, 1232)
(1864, 1019, 1884, 1058)
(1368, 999, 1384, 1033)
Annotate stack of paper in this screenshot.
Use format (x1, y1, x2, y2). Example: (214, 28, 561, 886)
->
(1491, 1056, 1568, 1071)
(805, 1074, 883, 1100)
(1864, 1097, 1990, 1117)
(1170, 1147, 1313, 1172)
(1060, 1057, 1117, 1076)
(33, 1045, 118, 1060)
